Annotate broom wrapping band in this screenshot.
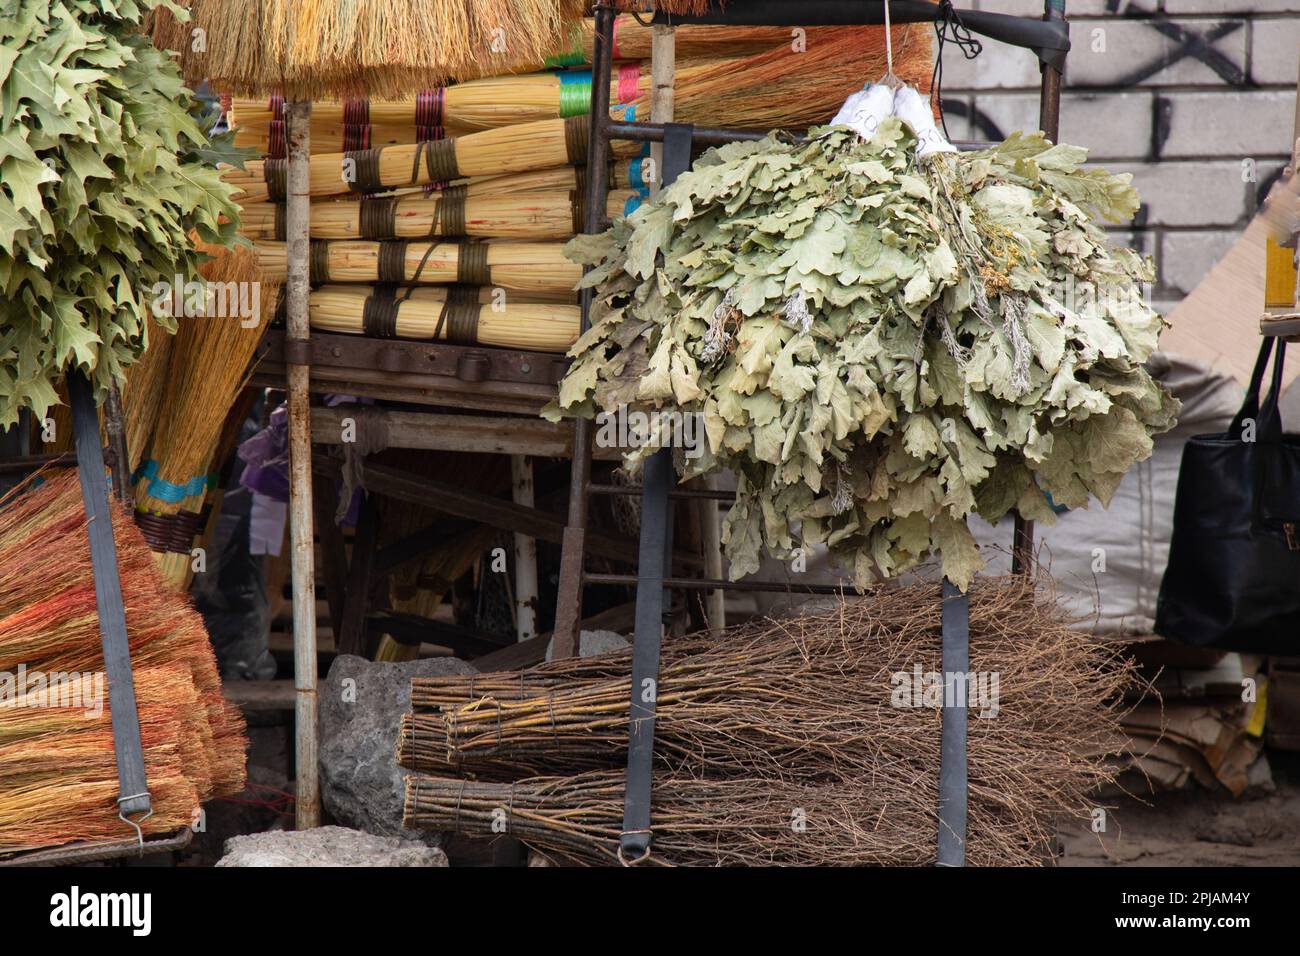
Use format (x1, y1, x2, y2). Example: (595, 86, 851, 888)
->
(310, 239, 331, 286)
(362, 285, 401, 338)
(456, 240, 490, 287)
(346, 147, 385, 194)
(434, 184, 468, 237)
(416, 88, 445, 130)
(264, 158, 287, 202)
(360, 196, 399, 240)
(434, 285, 481, 345)
(377, 240, 409, 284)
(412, 138, 460, 188)
(564, 115, 590, 166)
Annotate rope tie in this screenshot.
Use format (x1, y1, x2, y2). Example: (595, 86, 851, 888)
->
(433, 184, 467, 237)
(362, 285, 401, 338)
(456, 240, 490, 287)
(264, 158, 287, 201)
(433, 285, 480, 345)
(274, 202, 286, 242)
(346, 147, 385, 193)
(343, 97, 370, 127)
(617, 63, 641, 104)
(342, 124, 370, 153)
(564, 115, 590, 165)
(377, 240, 409, 284)
(309, 239, 331, 286)
(360, 196, 399, 240)
(267, 121, 286, 159)
(412, 138, 459, 187)
(415, 88, 444, 130)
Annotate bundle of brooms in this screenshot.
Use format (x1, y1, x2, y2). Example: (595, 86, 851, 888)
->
(400, 575, 1137, 866)
(222, 28, 932, 203)
(309, 285, 581, 352)
(226, 23, 928, 146)
(0, 472, 247, 855)
(237, 187, 638, 242)
(255, 240, 582, 297)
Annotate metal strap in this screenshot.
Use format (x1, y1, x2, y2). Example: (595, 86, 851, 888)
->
(67, 371, 152, 824)
(937, 577, 969, 866)
(619, 122, 694, 865)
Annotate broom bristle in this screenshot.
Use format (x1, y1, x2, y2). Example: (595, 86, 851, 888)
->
(0, 472, 247, 854)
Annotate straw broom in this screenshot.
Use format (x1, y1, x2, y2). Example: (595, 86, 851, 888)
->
(254, 240, 581, 295)
(0, 665, 211, 853)
(150, 0, 589, 98)
(133, 243, 276, 588)
(309, 285, 580, 352)
(0, 473, 247, 796)
(120, 317, 175, 476)
(542, 15, 922, 67)
(239, 189, 638, 243)
(0, 474, 248, 853)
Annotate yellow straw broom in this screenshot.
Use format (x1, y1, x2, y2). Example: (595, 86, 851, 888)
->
(237, 188, 638, 242)
(133, 243, 276, 588)
(253, 239, 582, 296)
(309, 284, 580, 352)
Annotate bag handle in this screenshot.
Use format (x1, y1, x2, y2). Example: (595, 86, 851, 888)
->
(1258, 339, 1288, 442)
(1230, 338, 1282, 437)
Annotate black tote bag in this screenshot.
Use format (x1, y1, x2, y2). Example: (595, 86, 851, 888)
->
(1156, 338, 1300, 654)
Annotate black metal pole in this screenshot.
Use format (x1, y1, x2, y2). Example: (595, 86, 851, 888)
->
(552, 1, 618, 657)
(68, 370, 152, 832)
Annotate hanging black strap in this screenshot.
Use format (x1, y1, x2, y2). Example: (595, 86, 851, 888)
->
(67, 371, 153, 837)
(619, 122, 693, 866)
(937, 576, 969, 866)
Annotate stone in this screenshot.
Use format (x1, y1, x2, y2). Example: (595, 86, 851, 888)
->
(318, 654, 475, 837)
(217, 826, 448, 867)
(544, 629, 630, 662)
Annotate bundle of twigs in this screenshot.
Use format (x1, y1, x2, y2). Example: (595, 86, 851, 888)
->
(148, 0, 589, 97)
(254, 240, 580, 296)
(405, 768, 1063, 867)
(401, 576, 1137, 865)
(309, 285, 580, 351)
(237, 188, 637, 242)
(0, 473, 247, 854)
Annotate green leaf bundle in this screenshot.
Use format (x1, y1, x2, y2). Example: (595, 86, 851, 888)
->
(552, 119, 1178, 589)
(0, 0, 241, 427)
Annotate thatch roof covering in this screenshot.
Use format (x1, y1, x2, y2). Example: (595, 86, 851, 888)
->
(148, 0, 588, 99)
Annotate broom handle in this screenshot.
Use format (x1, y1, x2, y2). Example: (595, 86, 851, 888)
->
(68, 370, 153, 830)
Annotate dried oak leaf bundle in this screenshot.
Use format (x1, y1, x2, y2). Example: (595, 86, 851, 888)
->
(0, 0, 241, 427)
(551, 118, 1178, 588)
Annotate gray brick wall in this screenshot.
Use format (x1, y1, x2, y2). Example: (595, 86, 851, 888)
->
(942, 1, 1299, 305)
